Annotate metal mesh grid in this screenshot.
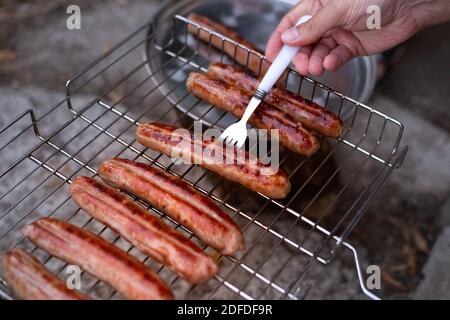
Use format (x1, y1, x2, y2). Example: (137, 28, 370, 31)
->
(0, 15, 407, 300)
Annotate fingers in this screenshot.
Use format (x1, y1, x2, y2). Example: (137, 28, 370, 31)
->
(292, 37, 334, 76)
(281, 2, 343, 47)
(265, 2, 311, 61)
(308, 38, 335, 75)
(292, 46, 312, 75)
(265, 0, 352, 75)
(265, 27, 286, 62)
(292, 39, 354, 76)
(323, 45, 354, 71)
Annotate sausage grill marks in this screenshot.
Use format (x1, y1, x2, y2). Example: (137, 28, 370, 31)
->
(23, 217, 174, 300)
(3, 248, 90, 300)
(136, 122, 291, 199)
(186, 72, 320, 156)
(70, 176, 219, 284)
(3, 14, 346, 301)
(207, 62, 342, 138)
(99, 158, 244, 255)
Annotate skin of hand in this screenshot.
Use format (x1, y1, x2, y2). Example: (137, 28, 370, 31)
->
(265, 0, 450, 76)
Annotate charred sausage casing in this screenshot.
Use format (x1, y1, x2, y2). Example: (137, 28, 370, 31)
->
(70, 176, 218, 284)
(186, 72, 320, 156)
(136, 122, 291, 199)
(187, 13, 260, 53)
(23, 217, 174, 300)
(186, 13, 270, 79)
(99, 158, 244, 255)
(207, 62, 343, 138)
(3, 248, 90, 300)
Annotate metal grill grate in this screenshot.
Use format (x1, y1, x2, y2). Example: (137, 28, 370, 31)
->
(0, 15, 407, 300)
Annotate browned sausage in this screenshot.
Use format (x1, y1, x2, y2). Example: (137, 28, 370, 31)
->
(136, 122, 291, 199)
(98, 158, 244, 255)
(207, 62, 343, 138)
(3, 248, 90, 300)
(187, 13, 261, 53)
(70, 176, 218, 284)
(187, 13, 273, 80)
(23, 217, 174, 300)
(186, 72, 320, 156)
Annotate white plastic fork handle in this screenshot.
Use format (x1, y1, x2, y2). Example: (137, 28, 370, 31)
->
(258, 15, 312, 93)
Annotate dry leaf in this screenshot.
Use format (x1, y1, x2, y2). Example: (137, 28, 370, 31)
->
(381, 269, 408, 292)
(0, 49, 16, 62)
(102, 42, 113, 55)
(410, 225, 429, 254)
(106, 89, 124, 105)
(402, 243, 418, 276)
(386, 216, 411, 241)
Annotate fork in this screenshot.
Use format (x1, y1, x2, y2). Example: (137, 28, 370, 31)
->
(220, 15, 312, 148)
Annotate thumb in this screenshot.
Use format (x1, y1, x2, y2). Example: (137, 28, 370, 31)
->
(281, 4, 343, 47)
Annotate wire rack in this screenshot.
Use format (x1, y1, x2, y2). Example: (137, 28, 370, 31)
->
(0, 15, 407, 300)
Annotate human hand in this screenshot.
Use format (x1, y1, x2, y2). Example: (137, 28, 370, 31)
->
(265, 0, 450, 76)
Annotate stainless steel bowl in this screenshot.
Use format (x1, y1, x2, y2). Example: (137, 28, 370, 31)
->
(147, 0, 377, 125)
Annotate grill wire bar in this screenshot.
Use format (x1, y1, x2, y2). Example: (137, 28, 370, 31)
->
(0, 15, 407, 300)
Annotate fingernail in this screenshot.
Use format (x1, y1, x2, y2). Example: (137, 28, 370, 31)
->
(282, 28, 300, 42)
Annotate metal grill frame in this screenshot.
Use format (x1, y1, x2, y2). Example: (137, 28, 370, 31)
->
(0, 15, 407, 300)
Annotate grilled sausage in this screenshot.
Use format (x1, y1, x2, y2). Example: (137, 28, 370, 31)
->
(70, 176, 218, 284)
(3, 248, 90, 300)
(207, 62, 343, 138)
(186, 72, 320, 156)
(23, 217, 174, 300)
(187, 13, 272, 80)
(136, 122, 291, 199)
(98, 158, 244, 255)
(187, 13, 261, 53)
